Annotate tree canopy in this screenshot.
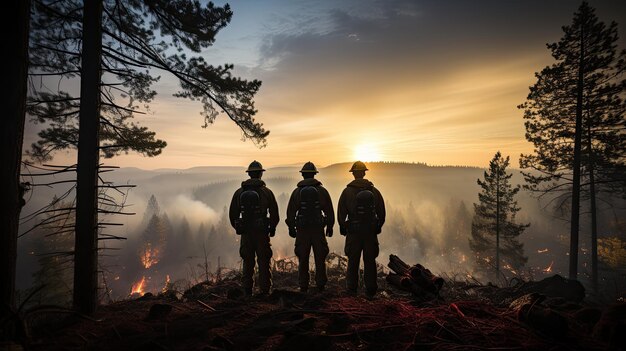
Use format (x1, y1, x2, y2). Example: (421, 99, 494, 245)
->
(28, 0, 269, 162)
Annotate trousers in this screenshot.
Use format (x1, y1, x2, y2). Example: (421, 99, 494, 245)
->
(294, 227, 330, 289)
(239, 231, 272, 292)
(344, 232, 379, 294)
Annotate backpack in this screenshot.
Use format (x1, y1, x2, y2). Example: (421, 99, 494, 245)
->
(237, 189, 265, 233)
(296, 186, 324, 229)
(350, 189, 379, 233)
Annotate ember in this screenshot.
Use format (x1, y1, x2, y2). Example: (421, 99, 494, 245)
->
(543, 261, 554, 273)
(537, 248, 549, 253)
(162, 275, 171, 293)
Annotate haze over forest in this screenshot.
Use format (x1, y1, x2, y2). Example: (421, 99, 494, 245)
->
(10, 0, 626, 310)
(18, 162, 625, 302)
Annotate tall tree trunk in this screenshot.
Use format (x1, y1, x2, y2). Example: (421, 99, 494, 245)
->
(496, 173, 500, 282)
(1, 0, 30, 319)
(73, 0, 103, 315)
(587, 120, 598, 292)
(569, 17, 585, 281)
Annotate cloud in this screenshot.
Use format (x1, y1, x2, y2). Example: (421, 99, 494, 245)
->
(30, 0, 626, 170)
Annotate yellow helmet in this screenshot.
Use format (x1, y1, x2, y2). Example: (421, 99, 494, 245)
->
(300, 161, 319, 173)
(349, 161, 368, 172)
(246, 160, 265, 172)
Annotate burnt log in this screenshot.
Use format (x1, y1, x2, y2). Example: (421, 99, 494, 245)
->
(387, 255, 444, 299)
(409, 264, 444, 294)
(388, 254, 411, 275)
(386, 273, 412, 289)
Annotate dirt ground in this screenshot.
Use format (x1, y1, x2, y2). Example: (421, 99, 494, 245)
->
(18, 265, 616, 351)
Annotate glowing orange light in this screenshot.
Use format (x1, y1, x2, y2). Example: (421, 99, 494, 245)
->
(131, 276, 146, 295)
(162, 274, 171, 293)
(141, 244, 160, 269)
(543, 261, 554, 273)
(353, 143, 381, 162)
(537, 248, 549, 253)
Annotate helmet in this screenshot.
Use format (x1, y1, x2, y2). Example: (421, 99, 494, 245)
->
(246, 160, 265, 172)
(349, 161, 368, 172)
(300, 161, 319, 174)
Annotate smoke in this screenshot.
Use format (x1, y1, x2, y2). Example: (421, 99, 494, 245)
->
(18, 164, 626, 301)
(165, 194, 218, 229)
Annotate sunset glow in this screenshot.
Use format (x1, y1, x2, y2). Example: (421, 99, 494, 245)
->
(21, 1, 626, 171)
(354, 143, 381, 162)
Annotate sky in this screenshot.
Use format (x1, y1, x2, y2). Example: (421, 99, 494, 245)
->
(25, 0, 626, 169)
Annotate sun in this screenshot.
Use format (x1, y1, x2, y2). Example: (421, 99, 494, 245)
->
(353, 143, 381, 162)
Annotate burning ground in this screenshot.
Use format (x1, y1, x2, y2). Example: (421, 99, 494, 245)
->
(20, 255, 624, 351)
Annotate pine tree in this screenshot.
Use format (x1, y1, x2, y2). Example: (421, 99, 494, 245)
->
(28, 0, 268, 314)
(470, 152, 529, 281)
(139, 214, 168, 269)
(141, 195, 161, 227)
(519, 2, 626, 283)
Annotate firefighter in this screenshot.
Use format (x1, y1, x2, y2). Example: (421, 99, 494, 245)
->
(229, 160, 279, 296)
(286, 162, 335, 292)
(338, 161, 386, 298)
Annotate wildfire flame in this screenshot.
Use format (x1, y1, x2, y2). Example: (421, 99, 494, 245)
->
(131, 276, 146, 295)
(162, 274, 171, 293)
(543, 261, 554, 273)
(141, 244, 160, 269)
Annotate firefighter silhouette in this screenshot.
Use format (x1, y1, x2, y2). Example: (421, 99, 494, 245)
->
(338, 161, 386, 298)
(286, 162, 335, 292)
(229, 161, 279, 296)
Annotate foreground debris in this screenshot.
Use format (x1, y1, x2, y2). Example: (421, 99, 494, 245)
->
(386, 254, 444, 300)
(14, 255, 624, 350)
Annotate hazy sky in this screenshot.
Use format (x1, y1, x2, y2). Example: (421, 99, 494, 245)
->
(25, 0, 626, 169)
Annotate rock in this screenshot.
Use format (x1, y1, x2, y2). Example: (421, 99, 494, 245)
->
(147, 303, 173, 320)
(522, 275, 585, 303)
(593, 303, 626, 348)
(511, 293, 569, 339)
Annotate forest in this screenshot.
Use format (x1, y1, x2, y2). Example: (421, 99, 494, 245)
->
(2, 0, 625, 350)
(15, 162, 626, 304)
